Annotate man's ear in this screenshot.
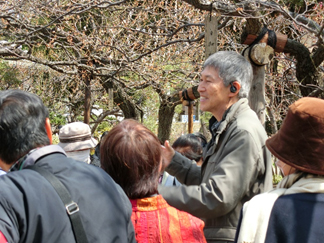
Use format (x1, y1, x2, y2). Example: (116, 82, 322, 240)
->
(229, 81, 241, 97)
(0, 159, 11, 172)
(45, 118, 53, 144)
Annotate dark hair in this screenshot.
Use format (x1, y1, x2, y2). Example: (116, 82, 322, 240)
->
(0, 90, 50, 164)
(100, 119, 161, 199)
(100, 131, 109, 141)
(94, 130, 109, 159)
(192, 132, 207, 148)
(172, 133, 206, 162)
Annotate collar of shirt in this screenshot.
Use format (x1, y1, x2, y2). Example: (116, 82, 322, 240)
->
(209, 106, 233, 138)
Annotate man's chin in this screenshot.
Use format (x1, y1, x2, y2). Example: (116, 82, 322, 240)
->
(199, 105, 208, 112)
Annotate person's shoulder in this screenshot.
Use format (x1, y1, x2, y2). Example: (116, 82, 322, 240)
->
(160, 196, 202, 225)
(89, 155, 101, 167)
(171, 207, 206, 241)
(50, 156, 132, 210)
(0, 173, 18, 194)
(236, 107, 262, 127)
(178, 209, 204, 225)
(232, 108, 267, 140)
(0, 169, 39, 185)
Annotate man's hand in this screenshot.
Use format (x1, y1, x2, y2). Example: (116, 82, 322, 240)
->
(161, 140, 175, 171)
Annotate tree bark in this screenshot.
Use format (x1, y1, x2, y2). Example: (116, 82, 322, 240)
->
(83, 73, 91, 125)
(158, 101, 176, 143)
(249, 65, 266, 125)
(100, 79, 143, 121)
(188, 102, 194, 133)
(284, 39, 319, 96)
(243, 43, 272, 125)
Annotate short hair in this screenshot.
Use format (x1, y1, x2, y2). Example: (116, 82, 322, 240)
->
(172, 133, 206, 162)
(100, 119, 161, 199)
(0, 90, 50, 164)
(203, 51, 253, 98)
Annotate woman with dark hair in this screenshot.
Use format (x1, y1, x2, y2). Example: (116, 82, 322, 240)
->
(101, 119, 206, 243)
(235, 97, 324, 243)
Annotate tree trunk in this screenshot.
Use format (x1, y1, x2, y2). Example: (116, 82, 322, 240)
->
(284, 39, 319, 96)
(249, 65, 266, 125)
(242, 44, 272, 125)
(158, 101, 176, 143)
(241, 20, 272, 125)
(100, 79, 142, 121)
(83, 74, 91, 125)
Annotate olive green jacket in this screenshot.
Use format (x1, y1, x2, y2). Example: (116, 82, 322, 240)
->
(159, 98, 273, 242)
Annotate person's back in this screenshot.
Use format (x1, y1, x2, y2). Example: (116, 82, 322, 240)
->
(0, 152, 134, 242)
(265, 193, 324, 243)
(235, 97, 324, 243)
(130, 194, 206, 243)
(100, 119, 207, 243)
(0, 90, 135, 243)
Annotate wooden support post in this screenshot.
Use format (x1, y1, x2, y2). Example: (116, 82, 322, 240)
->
(242, 43, 274, 126)
(188, 101, 194, 133)
(83, 73, 91, 125)
(249, 66, 266, 126)
(204, 15, 218, 59)
(108, 88, 114, 110)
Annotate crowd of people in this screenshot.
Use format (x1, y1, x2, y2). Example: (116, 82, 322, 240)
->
(0, 50, 323, 243)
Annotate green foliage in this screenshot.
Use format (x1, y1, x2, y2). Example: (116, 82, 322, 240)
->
(199, 111, 212, 124)
(49, 111, 66, 127)
(0, 61, 21, 89)
(173, 104, 183, 119)
(52, 134, 60, 145)
(273, 173, 283, 185)
(93, 121, 113, 140)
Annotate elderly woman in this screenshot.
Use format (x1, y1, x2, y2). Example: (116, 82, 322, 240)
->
(235, 97, 324, 243)
(100, 119, 206, 243)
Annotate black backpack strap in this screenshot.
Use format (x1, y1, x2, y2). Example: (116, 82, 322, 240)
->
(27, 165, 88, 243)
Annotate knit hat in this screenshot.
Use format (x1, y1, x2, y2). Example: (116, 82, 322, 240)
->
(266, 97, 324, 175)
(58, 122, 98, 152)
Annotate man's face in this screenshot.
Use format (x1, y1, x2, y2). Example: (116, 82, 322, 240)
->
(198, 66, 230, 118)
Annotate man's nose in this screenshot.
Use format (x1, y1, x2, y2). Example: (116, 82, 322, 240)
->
(197, 82, 204, 93)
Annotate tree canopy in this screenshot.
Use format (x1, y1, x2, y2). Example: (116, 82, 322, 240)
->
(1, 0, 323, 140)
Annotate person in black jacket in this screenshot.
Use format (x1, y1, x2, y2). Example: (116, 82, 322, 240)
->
(0, 89, 135, 243)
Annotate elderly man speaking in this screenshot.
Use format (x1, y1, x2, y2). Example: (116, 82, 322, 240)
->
(159, 51, 273, 243)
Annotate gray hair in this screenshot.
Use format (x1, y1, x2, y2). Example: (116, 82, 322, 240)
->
(203, 51, 253, 98)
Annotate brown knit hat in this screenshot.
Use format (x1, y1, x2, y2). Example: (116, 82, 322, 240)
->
(266, 97, 324, 175)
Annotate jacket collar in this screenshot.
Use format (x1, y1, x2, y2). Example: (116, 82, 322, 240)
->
(209, 98, 248, 136)
(10, 145, 66, 171)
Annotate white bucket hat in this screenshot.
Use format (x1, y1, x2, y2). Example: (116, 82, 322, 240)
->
(58, 122, 98, 152)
